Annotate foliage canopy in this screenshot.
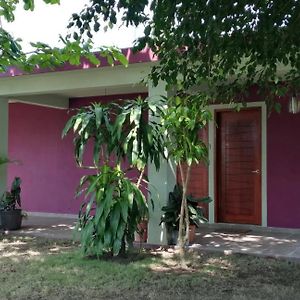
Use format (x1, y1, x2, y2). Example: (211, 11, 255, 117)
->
(69, 1, 300, 108)
(63, 93, 212, 255)
(0, 0, 127, 72)
(2, 1, 299, 108)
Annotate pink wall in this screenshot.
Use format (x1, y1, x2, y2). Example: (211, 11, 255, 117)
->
(267, 98, 300, 228)
(8, 92, 300, 228)
(8, 103, 83, 214)
(8, 93, 147, 214)
(238, 88, 300, 228)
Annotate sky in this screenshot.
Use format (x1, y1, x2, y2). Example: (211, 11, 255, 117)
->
(3, 0, 143, 52)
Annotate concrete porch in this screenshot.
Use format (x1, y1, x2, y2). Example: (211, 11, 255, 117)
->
(4, 215, 300, 263)
(192, 223, 300, 263)
(10, 215, 77, 240)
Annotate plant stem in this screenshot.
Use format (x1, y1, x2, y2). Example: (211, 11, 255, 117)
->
(136, 167, 145, 188)
(178, 162, 191, 259)
(136, 167, 148, 208)
(184, 165, 191, 243)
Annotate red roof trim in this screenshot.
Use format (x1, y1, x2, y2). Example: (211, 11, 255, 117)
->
(0, 47, 157, 78)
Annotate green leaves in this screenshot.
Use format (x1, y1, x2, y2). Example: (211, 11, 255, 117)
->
(162, 94, 211, 166)
(111, 97, 164, 171)
(113, 51, 128, 67)
(76, 165, 148, 256)
(68, 0, 300, 109)
(62, 103, 113, 166)
(160, 184, 212, 229)
(63, 94, 211, 255)
(0, 0, 128, 74)
(0, 177, 22, 210)
(1, 0, 299, 112)
(63, 97, 164, 171)
(0, 0, 59, 22)
(0, 27, 27, 72)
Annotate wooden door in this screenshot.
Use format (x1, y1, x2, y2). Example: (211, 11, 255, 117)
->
(216, 108, 262, 225)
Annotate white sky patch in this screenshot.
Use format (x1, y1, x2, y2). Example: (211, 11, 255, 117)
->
(3, 0, 143, 52)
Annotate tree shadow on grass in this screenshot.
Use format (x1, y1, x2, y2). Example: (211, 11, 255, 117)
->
(1, 236, 300, 300)
(0, 235, 77, 259)
(83, 249, 162, 265)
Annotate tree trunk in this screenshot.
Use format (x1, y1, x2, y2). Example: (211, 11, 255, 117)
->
(178, 163, 191, 259)
(184, 165, 191, 244)
(119, 235, 126, 257)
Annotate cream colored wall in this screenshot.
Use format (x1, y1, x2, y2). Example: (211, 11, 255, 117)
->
(0, 63, 153, 98)
(147, 82, 176, 245)
(0, 98, 9, 194)
(9, 95, 69, 109)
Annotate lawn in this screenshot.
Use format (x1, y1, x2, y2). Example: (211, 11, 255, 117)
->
(0, 236, 299, 300)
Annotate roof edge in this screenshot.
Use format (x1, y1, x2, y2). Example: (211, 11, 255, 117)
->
(0, 47, 158, 78)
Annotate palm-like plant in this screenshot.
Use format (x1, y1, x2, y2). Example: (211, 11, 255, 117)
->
(64, 95, 212, 256)
(63, 97, 164, 256)
(0, 177, 21, 211)
(77, 165, 148, 256)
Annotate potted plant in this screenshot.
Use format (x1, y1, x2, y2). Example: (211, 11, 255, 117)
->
(0, 177, 23, 230)
(160, 184, 212, 245)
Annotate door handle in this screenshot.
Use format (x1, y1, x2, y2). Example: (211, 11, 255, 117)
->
(251, 169, 260, 174)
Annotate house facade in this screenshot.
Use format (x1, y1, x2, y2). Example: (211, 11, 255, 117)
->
(0, 48, 299, 245)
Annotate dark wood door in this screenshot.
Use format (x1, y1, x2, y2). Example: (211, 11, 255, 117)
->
(216, 108, 262, 225)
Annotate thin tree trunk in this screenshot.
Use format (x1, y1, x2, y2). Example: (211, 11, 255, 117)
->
(178, 163, 191, 259)
(184, 165, 191, 243)
(136, 167, 145, 189)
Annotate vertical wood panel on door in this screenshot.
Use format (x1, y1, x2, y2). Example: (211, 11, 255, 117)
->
(216, 108, 262, 225)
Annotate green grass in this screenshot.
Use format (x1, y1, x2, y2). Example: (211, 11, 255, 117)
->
(0, 236, 300, 300)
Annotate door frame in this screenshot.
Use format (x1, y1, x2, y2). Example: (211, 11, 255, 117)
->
(208, 102, 267, 226)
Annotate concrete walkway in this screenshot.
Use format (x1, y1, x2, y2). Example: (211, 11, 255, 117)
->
(4, 215, 300, 262)
(10, 215, 77, 240)
(192, 224, 300, 263)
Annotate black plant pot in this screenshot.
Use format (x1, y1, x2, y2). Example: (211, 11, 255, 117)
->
(166, 226, 179, 245)
(0, 209, 22, 230)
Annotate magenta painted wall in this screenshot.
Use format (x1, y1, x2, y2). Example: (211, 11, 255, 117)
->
(8, 93, 147, 214)
(8, 103, 84, 214)
(267, 97, 300, 228)
(8, 91, 300, 228)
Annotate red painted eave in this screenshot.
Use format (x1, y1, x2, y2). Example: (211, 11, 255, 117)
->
(0, 47, 158, 78)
